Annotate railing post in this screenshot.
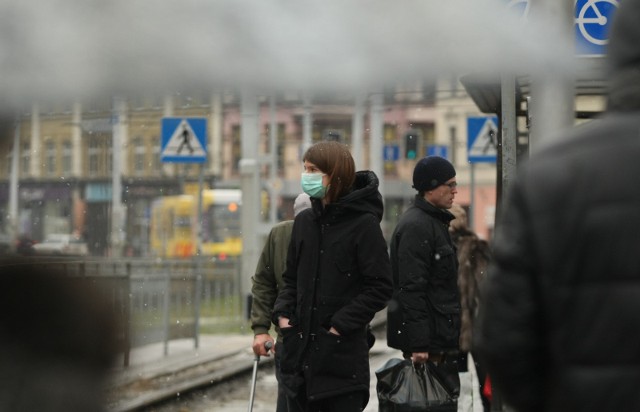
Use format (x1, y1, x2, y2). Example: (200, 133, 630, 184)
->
(193, 256, 202, 349)
(162, 262, 171, 356)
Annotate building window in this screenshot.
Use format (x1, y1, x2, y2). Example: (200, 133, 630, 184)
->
(152, 140, 161, 173)
(62, 140, 72, 175)
(384, 124, 398, 177)
(88, 138, 99, 176)
(21, 142, 30, 176)
(277, 124, 285, 172)
(45, 140, 56, 175)
(106, 137, 113, 174)
(231, 125, 241, 175)
(133, 136, 145, 175)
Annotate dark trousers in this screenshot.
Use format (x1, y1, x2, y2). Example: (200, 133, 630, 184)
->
(287, 390, 366, 412)
(274, 342, 288, 412)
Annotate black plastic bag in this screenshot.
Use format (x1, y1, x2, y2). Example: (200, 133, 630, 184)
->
(376, 358, 457, 412)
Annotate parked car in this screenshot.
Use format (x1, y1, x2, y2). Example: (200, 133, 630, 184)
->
(33, 234, 89, 256)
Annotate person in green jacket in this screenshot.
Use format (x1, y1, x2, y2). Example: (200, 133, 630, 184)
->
(250, 192, 311, 412)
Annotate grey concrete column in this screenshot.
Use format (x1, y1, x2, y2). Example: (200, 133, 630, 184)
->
(240, 90, 261, 318)
(528, 0, 575, 154)
(72, 102, 82, 176)
(351, 92, 365, 170)
(30, 103, 40, 178)
(369, 90, 385, 199)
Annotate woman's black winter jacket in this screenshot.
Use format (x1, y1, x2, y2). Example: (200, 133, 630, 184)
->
(272, 170, 393, 403)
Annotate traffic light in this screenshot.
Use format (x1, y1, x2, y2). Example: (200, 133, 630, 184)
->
(405, 132, 419, 160)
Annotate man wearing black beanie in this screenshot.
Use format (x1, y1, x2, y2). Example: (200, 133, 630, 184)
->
(387, 155, 461, 399)
(476, 1, 640, 411)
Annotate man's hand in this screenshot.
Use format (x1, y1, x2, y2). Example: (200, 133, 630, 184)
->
(252, 333, 275, 356)
(328, 326, 340, 336)
(411, 351, 429, 364)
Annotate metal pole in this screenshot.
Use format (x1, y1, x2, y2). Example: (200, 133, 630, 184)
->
(499, 74, 518, 216)
(469, 163, 475, 230)
(8, 117, 20, 248)
(351, 92, 365, 170)
(194, 164, 205, 349)
(210, 92, 223, 178)
(528, 0, 574, 154)
(369, 90, 385, 199)
(302, 93, 313, 155)
(269, 95, 278, 224)
(240, 90, 261, 320)
(111, 96, 126, 258)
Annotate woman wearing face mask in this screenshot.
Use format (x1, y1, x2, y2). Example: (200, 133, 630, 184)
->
(272, 141, 393, 412)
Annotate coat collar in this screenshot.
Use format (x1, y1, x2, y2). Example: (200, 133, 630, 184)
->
(413, 194, 455, 224)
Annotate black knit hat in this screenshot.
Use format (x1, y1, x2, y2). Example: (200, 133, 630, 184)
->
(412, 156, 456, 192)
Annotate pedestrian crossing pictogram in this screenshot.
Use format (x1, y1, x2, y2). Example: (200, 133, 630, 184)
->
(467, 116, 498, 163)
(161, 118, 207, 163)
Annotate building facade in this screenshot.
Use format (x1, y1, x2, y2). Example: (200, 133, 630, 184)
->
(0, 81, 498, 256)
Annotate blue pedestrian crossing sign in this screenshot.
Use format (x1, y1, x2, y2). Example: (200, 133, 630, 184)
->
(427, 145, 449, 159)
(467, 116, 498, 163)
(383, 145, 400, 161)
(575, 0, 619, 56)
(161, 117, 207, 163)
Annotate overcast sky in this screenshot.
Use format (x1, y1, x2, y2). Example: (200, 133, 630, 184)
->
(0, 0, 575, 109)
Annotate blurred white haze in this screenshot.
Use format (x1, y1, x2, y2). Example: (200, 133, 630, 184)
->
(0, 0, 575, 108)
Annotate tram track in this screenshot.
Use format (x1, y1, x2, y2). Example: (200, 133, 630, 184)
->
(106, 346, 271, 412)
(107, 316, 387, 411)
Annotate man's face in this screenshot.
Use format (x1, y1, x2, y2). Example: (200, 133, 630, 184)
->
(425, 177, 457, 209)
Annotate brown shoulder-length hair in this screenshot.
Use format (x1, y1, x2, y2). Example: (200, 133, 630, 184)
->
(303, 141, 355, 204)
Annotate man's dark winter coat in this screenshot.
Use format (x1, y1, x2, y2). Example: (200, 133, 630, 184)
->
(387, 195, 461, 353)
(476, 2, 640, 411)
(272, 171, 392, 403)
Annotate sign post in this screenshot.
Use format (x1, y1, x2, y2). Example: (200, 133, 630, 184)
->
(467, 116, 498, 230)
(161, 117, 208, 348)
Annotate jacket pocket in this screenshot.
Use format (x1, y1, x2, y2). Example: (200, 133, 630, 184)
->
(432, 245, 457, 280)
(280, 326, 302, 374)
(310, 327, 368, 381)
(431, 302, 461, 348)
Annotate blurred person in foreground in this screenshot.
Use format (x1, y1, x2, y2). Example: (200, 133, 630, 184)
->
(272, 141, 393, 412)
(250, 192, 312, 412)
(0, 257, 118, 411)
(386, 156, 461, 395)
(449, 204, 492, 412)
(476, 2, 640, 411)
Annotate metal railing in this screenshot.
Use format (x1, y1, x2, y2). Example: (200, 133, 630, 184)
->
(47, 257, 244, 366)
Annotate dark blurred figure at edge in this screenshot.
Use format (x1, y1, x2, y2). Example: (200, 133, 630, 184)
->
(476, 1, 640, 411)
(250, 192, 312, 412)
(0, 257, 119, 411)
(449, 204, 492, 412)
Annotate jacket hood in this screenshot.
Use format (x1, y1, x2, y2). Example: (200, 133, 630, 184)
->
(607, 0, 640, 112)
(315, 170, 384, 221)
